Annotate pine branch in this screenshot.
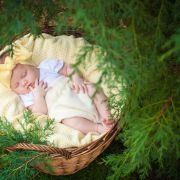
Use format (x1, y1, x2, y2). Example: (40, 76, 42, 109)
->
(11, 153, 43, 175)
(156, 96, 172, 120)
(0, 110, 55, 179)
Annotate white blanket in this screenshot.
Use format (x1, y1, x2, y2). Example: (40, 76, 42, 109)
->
(47, 76, 100, 124)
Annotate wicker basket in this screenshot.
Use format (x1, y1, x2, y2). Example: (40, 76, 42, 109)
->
(5, 26, 121, 175)
(7, 122, 120, 175)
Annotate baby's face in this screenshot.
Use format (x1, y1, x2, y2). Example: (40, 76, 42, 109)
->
(10, 63, 39, 94)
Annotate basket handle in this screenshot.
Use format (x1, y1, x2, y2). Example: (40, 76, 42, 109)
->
(6, 143, 72, 159)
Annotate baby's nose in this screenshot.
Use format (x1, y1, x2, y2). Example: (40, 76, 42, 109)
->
(23, 79, 28, 86)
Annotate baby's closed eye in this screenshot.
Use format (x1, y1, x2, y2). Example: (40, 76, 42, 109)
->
(21, 71, 27, 78)
(15, 82, 19, 88)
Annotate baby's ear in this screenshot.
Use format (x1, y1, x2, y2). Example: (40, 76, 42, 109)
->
(0, 53, 7, 64)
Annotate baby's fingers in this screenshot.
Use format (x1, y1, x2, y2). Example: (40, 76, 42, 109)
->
(70, 83, 80, 93)
(42, 81, 48, 88)
(39, 80, 44, 86)
(35, 79, 39, 87)
(74, 84, 80, 93)
(40, 81, 49, 91)
(82, 84, 88, 93)
(44, 82, 49, 91)
(79, 84, 86, 93)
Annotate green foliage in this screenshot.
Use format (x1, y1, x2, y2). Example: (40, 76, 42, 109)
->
(160, 30, 180, 63)
(0, 151, 49, 180)
(0, 0, 180, 179)
(0, 111, 54, 179)
(0, 0, 59, 46)
(0, 110, 54, 147)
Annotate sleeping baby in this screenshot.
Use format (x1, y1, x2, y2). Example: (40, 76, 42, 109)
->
(4, 57, 114, 134)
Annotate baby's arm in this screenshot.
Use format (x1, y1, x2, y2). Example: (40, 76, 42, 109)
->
(58, 63, 87, 93)
(28, 79, 48, 114)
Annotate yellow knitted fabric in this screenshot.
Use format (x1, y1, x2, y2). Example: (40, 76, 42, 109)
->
(0, 42, 34, 88)
(13, 113, 102, 148)
(0, 33, 103, 148)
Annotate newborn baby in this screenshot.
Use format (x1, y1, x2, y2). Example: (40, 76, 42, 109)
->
(10, 59, 114, 134)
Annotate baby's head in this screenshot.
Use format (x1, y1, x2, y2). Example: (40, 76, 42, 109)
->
(10, 63, 39, 95)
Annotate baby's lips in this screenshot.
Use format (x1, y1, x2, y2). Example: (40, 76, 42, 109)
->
(28, 83, 34, 89)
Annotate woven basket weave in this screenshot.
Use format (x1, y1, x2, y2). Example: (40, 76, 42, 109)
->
(5, 26, 121, 175)
(7, 123, 120, 175)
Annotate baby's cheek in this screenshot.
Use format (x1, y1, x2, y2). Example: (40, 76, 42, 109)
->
(16, 87, 26, 95)
(10, 78, 15, 87)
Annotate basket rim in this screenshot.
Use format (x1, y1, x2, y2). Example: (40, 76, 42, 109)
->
(6, 122, 120, 159)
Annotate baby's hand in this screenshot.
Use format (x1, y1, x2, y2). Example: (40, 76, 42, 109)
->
(30, 79, 48, 98)
(71, 83, 88, 94)
(70, 77, 88, 94)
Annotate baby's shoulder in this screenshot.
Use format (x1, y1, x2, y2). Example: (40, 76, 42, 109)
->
(38, 59, 64, 73)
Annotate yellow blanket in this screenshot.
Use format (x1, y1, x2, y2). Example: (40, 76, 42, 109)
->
(13, 113, 101, 148)
(13, 33, 102, 82)
(0, 33, 103, 148)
